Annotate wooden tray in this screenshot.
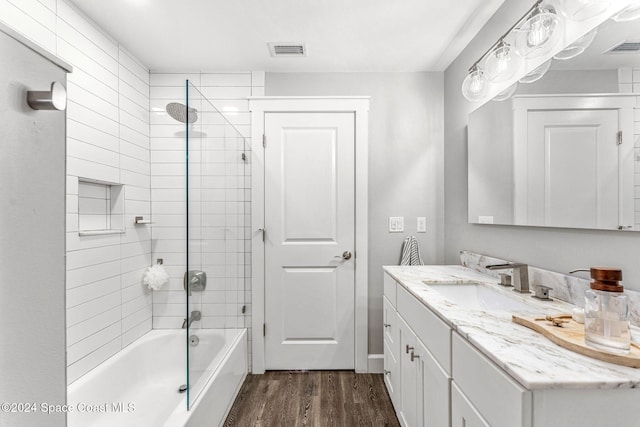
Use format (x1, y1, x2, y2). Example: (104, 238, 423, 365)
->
(512, 314, 640, 368)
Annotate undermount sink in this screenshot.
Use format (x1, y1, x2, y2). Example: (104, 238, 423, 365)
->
(423, 282, 533, 313)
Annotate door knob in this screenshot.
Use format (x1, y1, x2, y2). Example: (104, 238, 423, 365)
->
(342, 251, 352, 260)
(27, 81, 67, 111)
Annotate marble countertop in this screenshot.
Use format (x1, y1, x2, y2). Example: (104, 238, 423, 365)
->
(383, 265, 640, 390)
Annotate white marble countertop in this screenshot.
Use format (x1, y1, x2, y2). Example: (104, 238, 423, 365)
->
(383, 265, 640, 390)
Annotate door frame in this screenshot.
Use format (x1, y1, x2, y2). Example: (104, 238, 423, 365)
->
(249, 97, 370, 373)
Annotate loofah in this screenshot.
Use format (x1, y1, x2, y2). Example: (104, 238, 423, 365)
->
(143, 264, 170, 290)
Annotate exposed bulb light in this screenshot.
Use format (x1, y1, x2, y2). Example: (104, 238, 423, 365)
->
(515, 5, 562, 58)
(461, 67, 489, 101)
(611, 1, 640, 21)
(559, 0, 610, 21)
(554, 28, 597, 60)
(485, 40, 523, 82)
(492, 83, 519, 102)
(519, 59, 552, 83)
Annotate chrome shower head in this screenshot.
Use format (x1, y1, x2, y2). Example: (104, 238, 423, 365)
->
(165, 102, 198, 123)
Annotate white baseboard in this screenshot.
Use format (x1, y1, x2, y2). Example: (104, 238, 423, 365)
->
(367, 354, 384, 373)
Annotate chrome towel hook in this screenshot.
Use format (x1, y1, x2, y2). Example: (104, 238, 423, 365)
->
(27, 81, 67, 111)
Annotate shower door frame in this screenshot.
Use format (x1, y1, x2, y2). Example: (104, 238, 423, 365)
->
(249, 97, 370, 374)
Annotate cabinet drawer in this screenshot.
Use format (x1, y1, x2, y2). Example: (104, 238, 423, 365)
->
(383, 296, 400, 362)
(451, 382, 489, 427)
(397, 285, 451, 374)
(383, 272, 397, 307)
(452, 333, 531, 427)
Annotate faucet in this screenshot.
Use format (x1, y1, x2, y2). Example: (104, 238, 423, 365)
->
(182, 310, 201, 329)
(486, 263, 530, 293)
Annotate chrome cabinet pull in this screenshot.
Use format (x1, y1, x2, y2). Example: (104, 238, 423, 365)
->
(410, 350, 420, 362)
(406, 345, 414, 354)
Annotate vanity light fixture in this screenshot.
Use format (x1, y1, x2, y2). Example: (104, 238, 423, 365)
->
(611, 1, 640, 21)
(554, 28, 598, 60)
(462, 0, 563, 101)
(485, 40, 523, 82)
(519, 59, 552, 83)
(461, 65, 489, 101)
(559, 0, 611, 21)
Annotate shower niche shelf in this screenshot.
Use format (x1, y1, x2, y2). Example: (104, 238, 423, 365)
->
(77, 179, 125, 236)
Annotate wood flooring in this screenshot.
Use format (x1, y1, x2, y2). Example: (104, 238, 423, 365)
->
(223, 371, 401, 427)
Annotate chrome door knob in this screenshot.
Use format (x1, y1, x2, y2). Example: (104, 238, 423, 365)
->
(342, 251, 352, 260)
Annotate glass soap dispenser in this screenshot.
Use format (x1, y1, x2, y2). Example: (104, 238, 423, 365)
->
(584, 267, 630, 354)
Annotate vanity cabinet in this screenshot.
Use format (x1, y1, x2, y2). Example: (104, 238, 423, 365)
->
(383, 273, 451, 427)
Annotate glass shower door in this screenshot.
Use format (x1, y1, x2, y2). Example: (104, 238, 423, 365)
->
(185, 80, 248, 410)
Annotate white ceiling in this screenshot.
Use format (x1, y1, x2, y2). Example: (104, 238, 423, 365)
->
(69, 0, 505, 72)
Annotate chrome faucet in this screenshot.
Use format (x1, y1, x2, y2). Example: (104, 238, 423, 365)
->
(182, 310, 201, 329)
(486, 263, 530, 293)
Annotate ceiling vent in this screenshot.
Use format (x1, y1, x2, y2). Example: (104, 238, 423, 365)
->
(605, 41, 640, 54)
(268, 43, 307, 57)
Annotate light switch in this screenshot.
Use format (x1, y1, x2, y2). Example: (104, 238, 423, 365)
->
(417, 217, 426, 233)
(389, 217, 404, 233)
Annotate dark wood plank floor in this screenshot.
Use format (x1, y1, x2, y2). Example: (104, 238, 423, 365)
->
(223, 371, 401, 427)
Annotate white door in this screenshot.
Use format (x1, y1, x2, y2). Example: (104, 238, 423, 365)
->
(264, 112, 355, 370)
(522, 109, 619, 228)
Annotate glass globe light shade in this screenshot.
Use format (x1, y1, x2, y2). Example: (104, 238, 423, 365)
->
(515, 6, 563, 58)
(461, 68, 489, 101)
(492, 83, 519, 102)
(554, 28, 597, 60)
(519, 60, 552, 83)
(484, 42, 523, 82)
(558, 0, 610, 21)
(612, 1, 640, 22)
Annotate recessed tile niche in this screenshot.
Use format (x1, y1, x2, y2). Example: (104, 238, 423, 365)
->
(77, 179, 124, 236)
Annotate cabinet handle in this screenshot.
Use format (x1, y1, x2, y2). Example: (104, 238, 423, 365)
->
(384, 370, 391, 375)
(384, 323, 391, 328)
(410, 350, 420, 362)
(406, 345, 414, 354)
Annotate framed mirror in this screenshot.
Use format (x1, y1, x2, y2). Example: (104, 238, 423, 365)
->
(468, 17, 639, 231)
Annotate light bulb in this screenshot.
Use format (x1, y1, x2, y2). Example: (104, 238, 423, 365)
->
(485, 42, 523, 82)
(462, 68, 489, 101)
(527, 10, 554, 48)
(515, 6, 562, 58)
(612, 1, 640, 22)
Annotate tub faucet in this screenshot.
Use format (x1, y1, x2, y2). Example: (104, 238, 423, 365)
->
(486, 263, 530, 294)
(182, 310, 201, 329)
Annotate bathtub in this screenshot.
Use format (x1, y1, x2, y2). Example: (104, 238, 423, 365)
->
(68, 328, 247, 427)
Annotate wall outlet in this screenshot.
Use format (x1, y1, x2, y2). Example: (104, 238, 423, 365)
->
(417, 217, 426, 233)
(389, 217, 404, 233)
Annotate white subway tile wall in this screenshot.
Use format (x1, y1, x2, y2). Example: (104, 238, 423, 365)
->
(619, 68, 640, 229)
(0, 0, 152, 383)
(150, 72, 261, 369)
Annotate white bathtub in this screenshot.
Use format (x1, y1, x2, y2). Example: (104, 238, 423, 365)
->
(68, 328, 247, 427)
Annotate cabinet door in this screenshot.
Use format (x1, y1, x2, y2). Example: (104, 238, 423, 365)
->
(417, 339, 450, 427)
(383, 297, 399, 409)
(452, 382, 489, 427)
(398, 316, 418, 427)
(383, 296, 399, 360)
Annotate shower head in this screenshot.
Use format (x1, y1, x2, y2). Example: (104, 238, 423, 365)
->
(166, 102, 198, 123)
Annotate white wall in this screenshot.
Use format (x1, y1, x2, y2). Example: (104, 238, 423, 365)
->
(0, 0, 153, 384)
(265, 72, 445, 355)
(444, 2, 640, 289)
(149, 72, 263, 368)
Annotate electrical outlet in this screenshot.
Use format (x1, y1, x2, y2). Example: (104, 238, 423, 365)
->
(389, 217, 404, 233)
(417, 217, 426, 233)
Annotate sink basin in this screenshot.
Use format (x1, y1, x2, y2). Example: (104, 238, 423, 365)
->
(423, 282, 533, 313)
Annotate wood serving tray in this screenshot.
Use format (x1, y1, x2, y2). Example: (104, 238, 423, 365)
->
(512, 314, 640, 368)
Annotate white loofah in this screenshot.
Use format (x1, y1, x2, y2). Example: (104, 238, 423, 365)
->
(143, 264, 170, 290)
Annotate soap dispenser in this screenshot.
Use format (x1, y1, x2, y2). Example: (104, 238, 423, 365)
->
(584, 267, 630, 354)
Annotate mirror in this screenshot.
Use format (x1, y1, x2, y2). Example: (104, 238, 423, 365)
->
(469, 17, 639, 231)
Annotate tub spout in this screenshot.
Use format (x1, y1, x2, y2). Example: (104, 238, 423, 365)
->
(182, 310, 201, 329)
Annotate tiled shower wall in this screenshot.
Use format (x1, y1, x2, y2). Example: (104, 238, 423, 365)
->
(0, 0, 152, 383)
(149, 72, 262, 366)
(618, 68, 640, 230)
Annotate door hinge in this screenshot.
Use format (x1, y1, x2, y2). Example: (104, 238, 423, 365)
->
(258, 228, 265, 242)
(263, 324, 266, 336)
(262, 134, 266, 148)
(617, 130, 623, 145)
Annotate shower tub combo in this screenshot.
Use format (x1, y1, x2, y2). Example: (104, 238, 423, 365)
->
(68, 329, 247, 427)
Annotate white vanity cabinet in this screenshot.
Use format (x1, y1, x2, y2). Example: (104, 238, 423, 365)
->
(383, 272, 451, 427)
